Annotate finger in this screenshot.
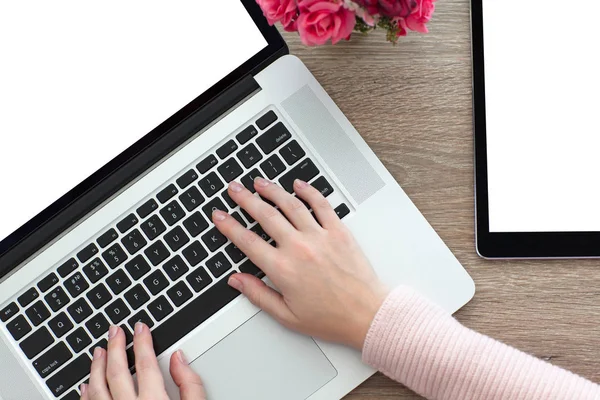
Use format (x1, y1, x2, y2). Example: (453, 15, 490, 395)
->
(227, 180, 297, 240)
(87, 348, 112, 400)
(170, 350, 207, 400)
(105, 326, 136, 399)
(133, 323, 168, 398)
(294, 179, 340, 228)
(254, 177, 318, 231)
(80, 383, 89, 400)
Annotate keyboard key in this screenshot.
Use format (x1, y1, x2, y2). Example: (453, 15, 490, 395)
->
(121, 324, 134, 345)
(64, 272, 89, 298)
(77, 243, 99, 263)
(127, 310, 154, 331)
(140, 214, 166, 241)
(143, 270, 169, 295)
(279, 140, 306, 166)
(236, 125, 258, 144)
(106, 269, 132, 295)
(311, 176, 334, 198)
(0, 302, 19, 322)
(121, 229, 147, 255)
(125, 255, 152, 280)
(18, 287, 40, 307)
(63, 391, 81, 400)
(86, 314, 110, 339)
(160, 201, 186, 226)
(157, 184, 179, 204)
(83, 258, 109, 284)
(57, 258, 78, 278)
(89, 339, 108, 356)
(250, 224, 271, 242)
(66, 327, 92, 353)
(334, 204, 350, 219)
(199, 172, 224, 198)
(148, 296, 174, 322)
(33, 342, 72, 378)
(182, 241, 209, 267)
(179, 186, 205, 211)
(164, 226, 190, 252)
(163, 255, 189, 281)
(201, 227, 228, 252)
(97, 228, 119, 248)
(186, 268, 213, 293)
(167, 281, 193, 307)
(102, 243, 129, 269)
(105, 299, 131, 324)
(225, 243, 246, 264)
(217, 140, 239, 159)
(145, 241, 170, 266)
(256, 110, 278, 130)
(137, 199, 159, 219)
(206, 252, 232, 278)
(260, 155, 287, 180)
(38, 273, 59, 293)
(177, 169, 199, 189)
(183, 212, 210, 237)
(202, 198, 228, 220)
(6, 315, 31, 340)
(240, 260, 264, 278)
(117, 213, 139, 234)
(279, 158, 320, 193)
(46, 354, 91, 398)
(256, 122, 291, 154)
(197, 155, 218, 174)
(217, 158, 243, 183)
(20, 327, 54, 359)
(231, 212, 247, 228)
(124, 285, 150, 310)
(67, 298, 93, 324)
(240, 169, 264, 193)
(242, 209, 255, 224)
(237, 143, 263, 169)
(25, 301, 51, 326)
(87, 284, 112, 310)
(45, 287, 70, 312)
(48, 312, 74, 338)
(221, 189, 237, 208)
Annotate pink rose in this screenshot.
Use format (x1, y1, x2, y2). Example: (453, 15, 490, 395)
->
(296, 0, 356, 46)
(405, 0, 435, 33)
(354, 0, 416, 17)
(256, 0, 299, 32)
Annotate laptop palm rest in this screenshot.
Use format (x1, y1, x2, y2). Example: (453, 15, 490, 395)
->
(188, 311, 337, 400)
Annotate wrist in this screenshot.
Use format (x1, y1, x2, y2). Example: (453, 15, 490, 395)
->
(349, 285, 389, 350)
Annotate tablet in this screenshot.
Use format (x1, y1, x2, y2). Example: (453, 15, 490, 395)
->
(472, 0, 600, 258)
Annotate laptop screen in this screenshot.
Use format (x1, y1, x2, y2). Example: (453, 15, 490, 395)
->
(0, 1, 268, 244)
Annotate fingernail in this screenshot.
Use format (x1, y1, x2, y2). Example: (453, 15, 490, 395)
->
(93, 347, 104, 360)
(108, 325, 119, 339)
(229, 181, 244, 193)
(254, 177, 270, 187)
(177, 349, 188, 364)
(228, 275, 243, 291)
(135, 322, 145, 335)
(294, 179, 309, 188)
(80, 383, 88, 395)
(212, 210, 227, 221)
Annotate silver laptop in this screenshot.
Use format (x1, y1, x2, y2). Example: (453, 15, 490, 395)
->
(0, 1, 475, 399)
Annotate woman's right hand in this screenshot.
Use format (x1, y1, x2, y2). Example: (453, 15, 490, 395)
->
(213, 178, 389, 350)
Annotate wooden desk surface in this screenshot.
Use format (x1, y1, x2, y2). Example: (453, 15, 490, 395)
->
(282, 0, 600, 398)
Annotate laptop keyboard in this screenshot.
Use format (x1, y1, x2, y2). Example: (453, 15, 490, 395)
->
(0, 109, 350, 399)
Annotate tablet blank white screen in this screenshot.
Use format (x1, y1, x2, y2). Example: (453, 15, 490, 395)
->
(484, 0, 600, 232)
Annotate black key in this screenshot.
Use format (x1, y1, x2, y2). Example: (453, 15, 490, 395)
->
(225, 243, 246, 264)
(250, 224, 271, 242)
(177, 169, 199, 189)
(157, 184, 179, 204)
(179, 186, 205, 211)
(67, 299, 92, 325)
(242, 209, 255, 224)
(63, 391, 81, 400)
(46, 354, 91, 398)
(183, 212, 209, 238)
(20, 327, 54, 359)
(205, 252, 232, 279)
(256, 122, 291, 154)
(145, 241, 170, 266)
(83, 258, 109, 284)
(199, 172, 224, 198)
(25, 301, 51, 326)
(182, 241, 209, 267)
(6, 315, 32, 340)
(260, 155, 287, 180)
(121, 324, 134, 345)
(121, 229, 147, 255)
(86, 284, 112, 310)
(57, 258, 78, 278)
(0, 302, 19, 322)
(66, 327, 92, 353)
(197, 155, 218, 174)
(160, 200, 186, 226)
(202, 198, 228, 220)
(102, 243, 128, 269)
(237, 143, 263, 169)
(201, 227, 228, 252)
(140, 214, 166, 241)
(143, 270, 169, 295)
(216, 140, 239, 159)
(125, 255, 151, 280)
(137, 199, 159, 219)
(163, 255, 189, 281)
(117, 213, 139, 234)
(38, 273, 59, 293)
(164, 226, 190, 252)
(186, 268, 213, 293)
(334, 204, 350, 219)
(105, 299, 131, 324)
(167, 281, 193, 307)
(124, 285, 150, 310)
(279, 158, 320, 193)
(126, 346, 136, 372)
(240, 260, 264, 278)
(148, 296, 174, 322)
(77, 243, 99, 263)
(45, 287, 70, 312)
(18, 287, 40, 307)
(106, 269, 132, 295)
(127, 310, 154, 330)
(236, 125, 258, 144)
(231, 211, 247, 228)
(33, 342, 73, 378)
(311, 176, 334, 198)
(240, 169, 264, 193)
(86, 314, 110, 339)
(217, 158, 243, 183)
(64, 272, 89, 298)
(256, 110, 278, 130)
(221, 189, 237, 208)
(279, 140, 306, 166)
(48, 312, 74, 337)
(89, 339, 108, 356)
(97, 228, 119, 248)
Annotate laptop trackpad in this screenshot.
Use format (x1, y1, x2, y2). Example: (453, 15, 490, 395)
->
(189, 311, 338, 400)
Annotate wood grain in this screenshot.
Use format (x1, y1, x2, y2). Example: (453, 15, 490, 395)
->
(281, 0, 600, 398)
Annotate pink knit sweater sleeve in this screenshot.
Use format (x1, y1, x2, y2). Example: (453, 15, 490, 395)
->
(362, 287, 600, 400)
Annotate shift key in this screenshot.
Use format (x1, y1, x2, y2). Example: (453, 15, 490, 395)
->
(46, 354, 91, 398)
(33, 342, 73, 378)
(279, 159, 320, 193)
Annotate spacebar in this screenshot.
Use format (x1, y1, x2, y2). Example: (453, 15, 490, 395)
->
(152, 273, 241, 356)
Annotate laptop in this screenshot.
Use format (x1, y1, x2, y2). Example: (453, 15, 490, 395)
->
(0, 1, 475, 399)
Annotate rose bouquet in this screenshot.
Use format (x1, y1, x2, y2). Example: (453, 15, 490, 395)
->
(256, 0, 436, 46)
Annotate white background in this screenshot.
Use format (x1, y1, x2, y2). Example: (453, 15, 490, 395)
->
(0, 1, 267, 242)
(483, 0, 600, 232)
